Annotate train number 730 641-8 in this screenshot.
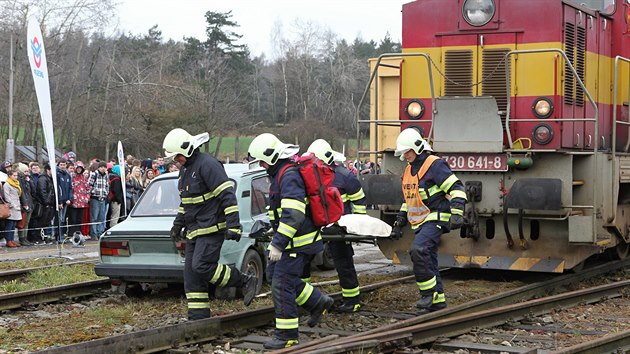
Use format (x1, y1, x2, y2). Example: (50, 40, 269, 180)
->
(440, 153, 508, 172)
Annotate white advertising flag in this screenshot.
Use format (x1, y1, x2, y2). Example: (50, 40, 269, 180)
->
(27, 18, 58, 208)
(117, 141, 127, 215)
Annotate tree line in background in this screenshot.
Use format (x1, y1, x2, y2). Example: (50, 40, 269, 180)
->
(0, 0, 400, 161)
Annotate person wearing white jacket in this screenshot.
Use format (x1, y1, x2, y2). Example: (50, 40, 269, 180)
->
(3, 171, 23, 247)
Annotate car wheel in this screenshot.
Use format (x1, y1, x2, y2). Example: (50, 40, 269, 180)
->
(238, 249, 264, 294)
(317, 242, 336, 271)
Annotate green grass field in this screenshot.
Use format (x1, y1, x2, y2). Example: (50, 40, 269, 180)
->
(206, 136, 366, 161)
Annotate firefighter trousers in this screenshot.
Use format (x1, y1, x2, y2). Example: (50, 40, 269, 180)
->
(184, 233, 243, 320)
(410, 222, 445, 296)
(329, 240, 360, 304)
(268, 250, 324, 340)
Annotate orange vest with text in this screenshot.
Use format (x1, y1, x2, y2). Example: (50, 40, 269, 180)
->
(402, 155, 440, 225)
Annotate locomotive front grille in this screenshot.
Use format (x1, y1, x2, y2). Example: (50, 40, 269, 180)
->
(444, 50, 473, 96)
(482, 48, 510, 126)
(564, 22, 586, 106)
(575, 25, 586, 106)
(564, 22, 575, 105)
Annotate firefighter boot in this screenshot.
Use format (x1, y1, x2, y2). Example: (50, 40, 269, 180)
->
(337, 298, 362, 313)
(307, 295, 334, 327)
(417, 291, 447, 315)
(241, 274, 258, 306)
(263, 337, 299, 349)
(415, 290, 434, 314)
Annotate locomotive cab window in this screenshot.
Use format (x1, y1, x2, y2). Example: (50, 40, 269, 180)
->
(566, 0, 616, 15)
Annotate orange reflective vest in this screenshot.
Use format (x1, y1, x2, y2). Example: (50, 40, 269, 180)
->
(402, 155, 440, 225)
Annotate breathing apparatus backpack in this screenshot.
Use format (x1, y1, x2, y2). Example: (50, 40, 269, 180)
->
(277, 153, 344, 226)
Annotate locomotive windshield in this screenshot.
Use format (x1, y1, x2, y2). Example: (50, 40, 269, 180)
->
(566, 0, 616, 14)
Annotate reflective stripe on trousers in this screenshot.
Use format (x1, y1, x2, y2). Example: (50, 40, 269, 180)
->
(184, 233, 243, 320)
(267, 251, 324, 340)
(329, 240, 360, 302)
(410, 222, 445, 296)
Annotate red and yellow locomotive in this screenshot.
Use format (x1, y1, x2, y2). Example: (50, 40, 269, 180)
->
(364, 0, 630, 272)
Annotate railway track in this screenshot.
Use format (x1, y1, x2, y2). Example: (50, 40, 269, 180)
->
(0, 258, 98, 282)
(36, 276, 415, 354)
(0, 279, 110, 311)
(32, 258, 630, 353)
(285, 279, 630, 353)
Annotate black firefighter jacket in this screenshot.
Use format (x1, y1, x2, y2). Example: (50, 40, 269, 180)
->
(173, 151, 240, 238)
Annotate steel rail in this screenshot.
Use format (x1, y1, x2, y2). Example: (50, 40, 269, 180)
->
(550, 328, 630, 354)
(297, 279, 630, 354)
(0, 279, 110, 311)
(0, 259, 98, 282)
(35, 275, 414, 353)
(282, 258, 630, 353)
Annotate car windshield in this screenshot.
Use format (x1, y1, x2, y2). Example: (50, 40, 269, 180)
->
(130, 176, 239, 217)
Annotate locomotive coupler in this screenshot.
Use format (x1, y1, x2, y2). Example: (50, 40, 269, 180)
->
(462, 181, 482, 240)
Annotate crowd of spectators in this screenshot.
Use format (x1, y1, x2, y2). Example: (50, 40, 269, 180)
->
(0, 151, 379, 248)
(0, 152, 180, 248)
(345, 159, 381, 176)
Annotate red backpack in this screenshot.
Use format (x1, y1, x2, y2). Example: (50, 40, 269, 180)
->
(278, 153, 344, 226)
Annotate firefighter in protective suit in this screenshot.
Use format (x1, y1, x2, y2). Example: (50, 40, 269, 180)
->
(163, 128, 257, 320)
(392, 128, 467, 314)
(307, 139, 366, 313)
(248, 133, 334, 350)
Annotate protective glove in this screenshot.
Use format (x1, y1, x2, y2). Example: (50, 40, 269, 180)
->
(394, 214, 408, 228)
(449, 214, 465, 230)
(389, 225, 402, 240)
(389, 214, 406, 240)
(170, 224, 184, 243)
(268, 244, 282, 262)
(225, 228, 242, 242)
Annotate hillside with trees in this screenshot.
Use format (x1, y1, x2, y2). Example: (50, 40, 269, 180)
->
(0, 1, 400, 160)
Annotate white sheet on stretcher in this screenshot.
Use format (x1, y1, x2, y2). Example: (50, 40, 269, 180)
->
(335, 214, 392, 237)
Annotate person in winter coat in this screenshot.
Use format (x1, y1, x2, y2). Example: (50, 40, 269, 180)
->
(3, 171, 22, 247)
(55, 159, 73, 241)
(16, 163, 34, 246)
(108, 165, 124, 227)
(125, 166, 144, 213)
(68, 162, 90, 237)
(27, 163, 42, 243)
(88, 161, 109, 240)
(34, 164, 56, 244)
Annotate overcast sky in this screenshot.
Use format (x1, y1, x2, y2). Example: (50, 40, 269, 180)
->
(115, 0, 408, 58)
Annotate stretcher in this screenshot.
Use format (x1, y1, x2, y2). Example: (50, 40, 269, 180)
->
(320, 214, 392, 243)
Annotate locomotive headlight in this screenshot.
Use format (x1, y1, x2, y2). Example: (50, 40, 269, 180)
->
(532, 123, 554, 145)
(463, 0, 495, 26)
(405, 99, 424, 119)
(532, 97, 554, 118)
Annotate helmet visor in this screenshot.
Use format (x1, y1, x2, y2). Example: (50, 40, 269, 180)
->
(280, 145, 299, 160)
(248, 159, 262, 170)
(332, 150, 346, 163)
(164, 150, 178, 158)
(394, 147, 411, 157)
